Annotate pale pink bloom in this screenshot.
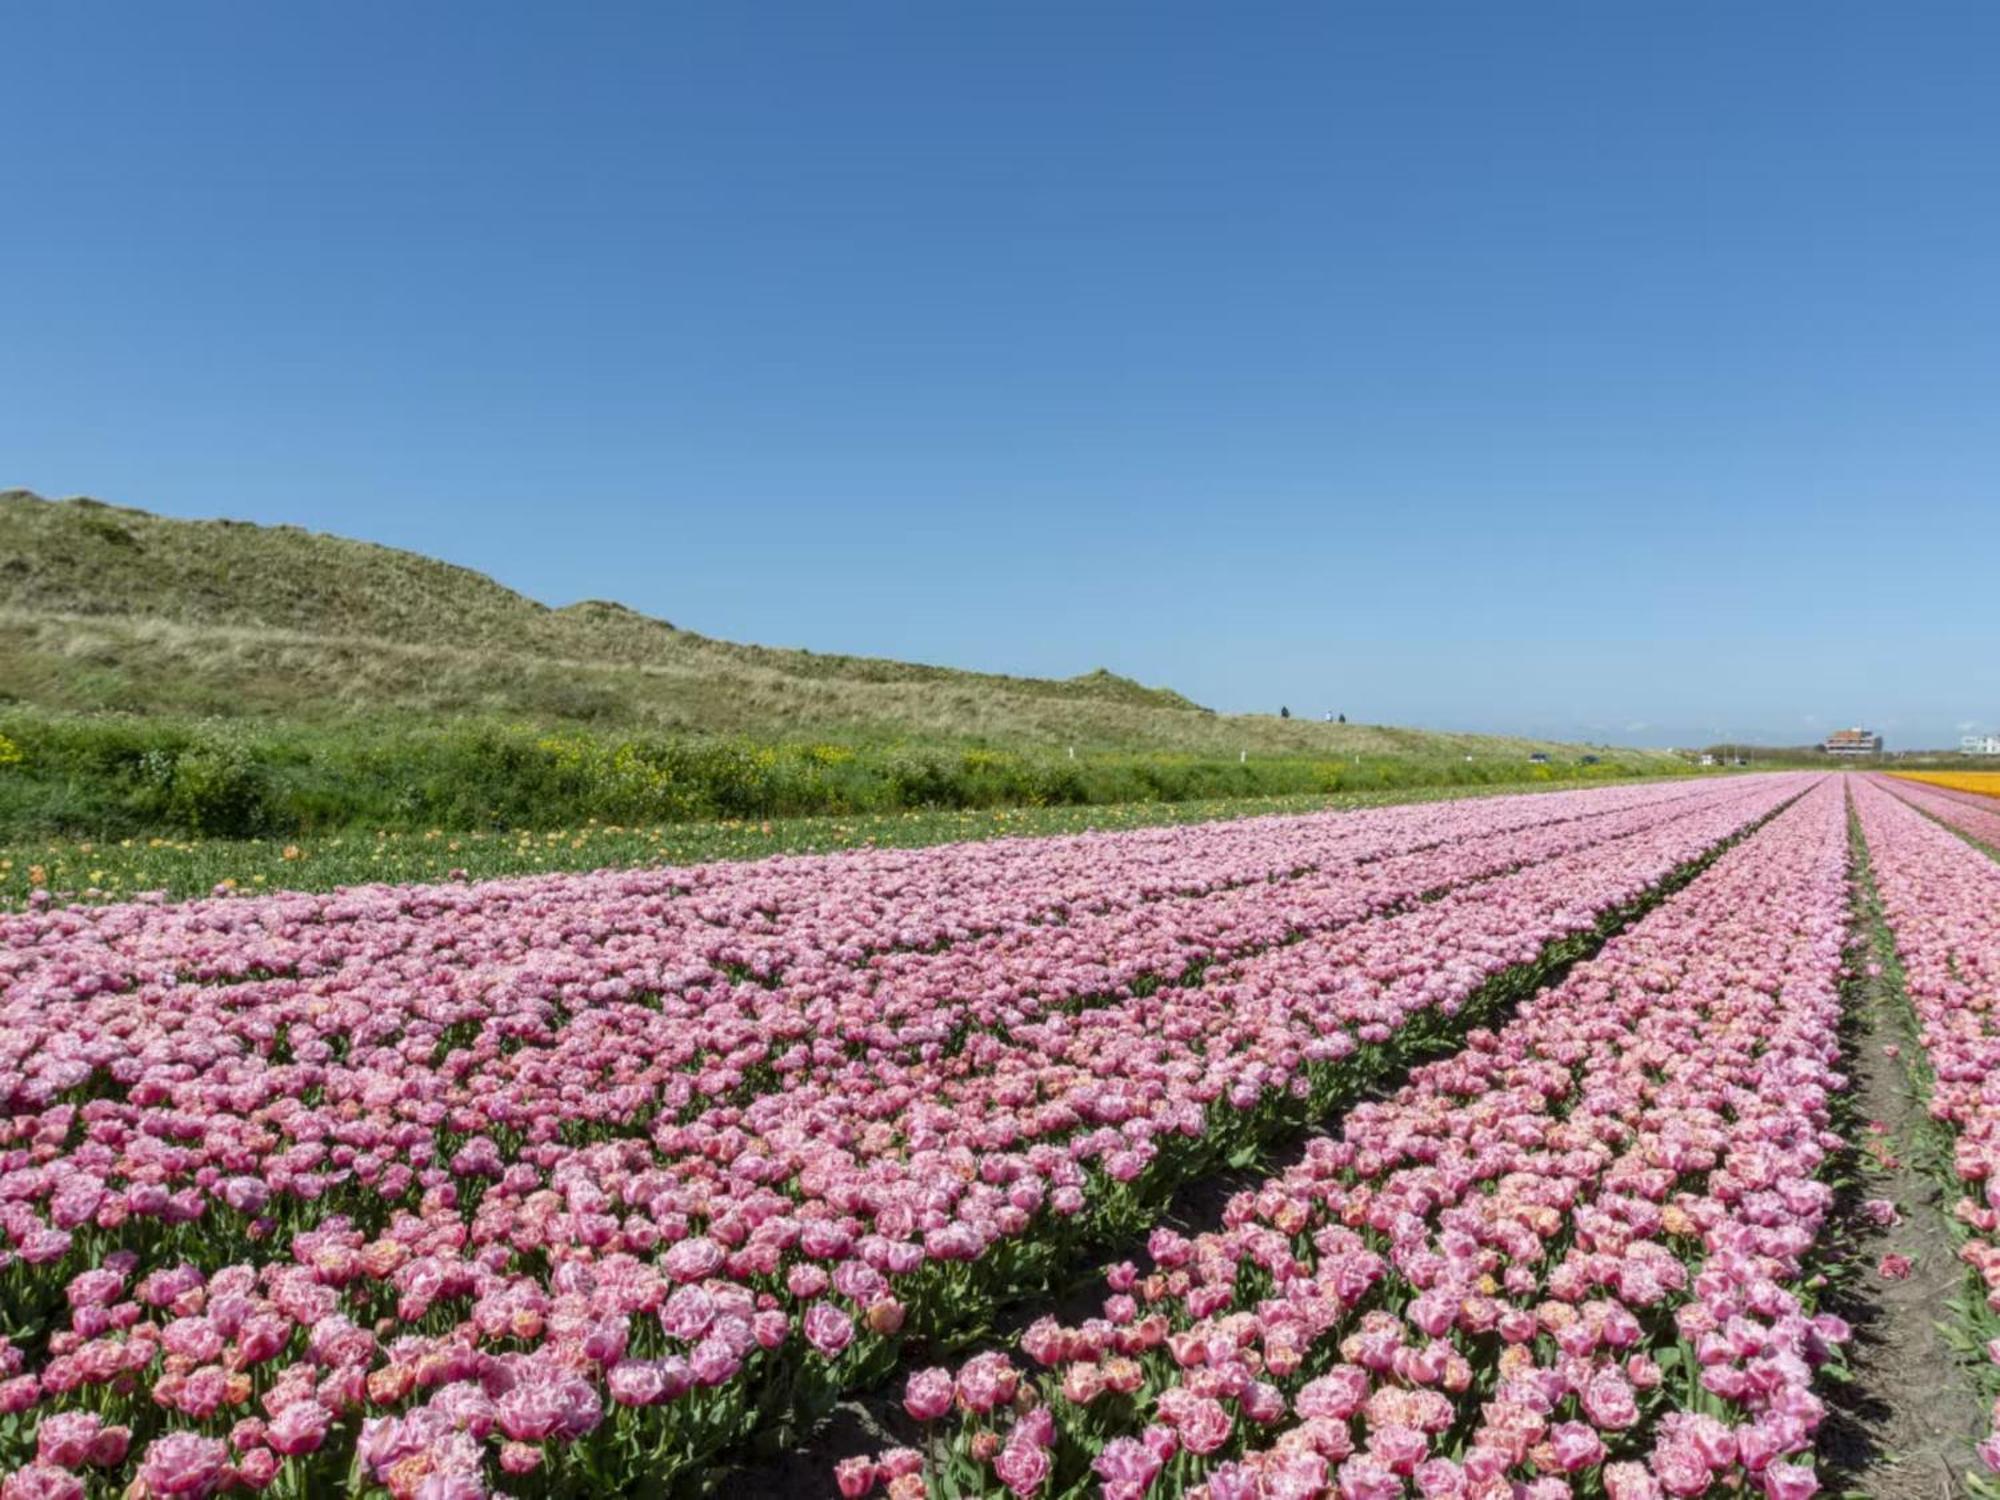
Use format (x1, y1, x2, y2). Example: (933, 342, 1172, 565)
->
(1549, 1421, 1606, 1473)
(265, 1400, 332, 1458)
(34, 1411, 103, 1469)
(993, 1439, 1051, 1496)
(1, 1467, 85, 1500)
(136, 1432, 230, 1497)
(803, 1301, 855, 1359)
(904, 1367, 954, 1422)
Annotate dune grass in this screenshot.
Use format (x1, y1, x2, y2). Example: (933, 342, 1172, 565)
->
(0, 491, 1658, 759)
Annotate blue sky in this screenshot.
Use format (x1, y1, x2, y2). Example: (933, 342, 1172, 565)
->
(5, 3, 1997, 749)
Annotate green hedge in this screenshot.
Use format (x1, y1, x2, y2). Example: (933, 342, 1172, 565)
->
(0, 714, 1666, 840)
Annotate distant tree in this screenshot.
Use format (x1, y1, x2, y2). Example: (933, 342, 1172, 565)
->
(1280, 706, 1290, 719)
(1338, 713, 1346, 724)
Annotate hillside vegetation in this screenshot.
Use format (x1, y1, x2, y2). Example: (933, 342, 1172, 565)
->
(0, 490, 1679, 837)
(6, 489, 1589, 753)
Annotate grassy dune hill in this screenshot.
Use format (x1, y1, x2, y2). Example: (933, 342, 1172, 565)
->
(0, 490, 1680, 842)
(2, 490, 1611, 759)
(0, 491, 1208, 739)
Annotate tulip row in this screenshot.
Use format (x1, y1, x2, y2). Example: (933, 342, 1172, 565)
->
(1849, 775, 2000, 1480)
(1, 778, 1723, 1005)
(0, 777, 1806, 1497)
(1880, 773, 2000, 854)
(870, 776, 1851, 1499)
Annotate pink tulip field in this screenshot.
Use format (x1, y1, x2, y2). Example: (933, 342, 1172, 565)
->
(870, 777, 1852, 1500)
(4, 770, 2000, 1497)
(1870, 775, 2000, 854)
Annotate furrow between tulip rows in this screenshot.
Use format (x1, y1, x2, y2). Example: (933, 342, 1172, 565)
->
(865, 776, 1853, 1500)
(1848, 775, 2000, 1482)
(0, 777, 1808, 1499)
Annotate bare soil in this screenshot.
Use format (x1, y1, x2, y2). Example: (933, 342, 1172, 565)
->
(1816, 861, 1988, 1499)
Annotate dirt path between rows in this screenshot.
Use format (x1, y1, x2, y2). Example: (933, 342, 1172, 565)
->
(1816, 831, 1988, 1498)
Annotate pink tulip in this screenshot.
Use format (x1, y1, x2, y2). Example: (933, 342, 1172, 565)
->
(1762, 1463, 1820, 1499)
(1177, 1395, 1234, 1455)
(1092, 1436, 1163, 1490)
(803, 1301, 854, 1359)
(135, 1433, 230, 1497)
(834, 1456, 877, 1498)
(1550, 1421, 1607, 1473)
(0, 776, 1844, 1500)
(264, 1400, 332, 1457)
(904, 1367, 954, 1422)
(33, 1411, 102, 1469)
(0, 1467, 85, 1500)
(993, 1439, 1051, 1496)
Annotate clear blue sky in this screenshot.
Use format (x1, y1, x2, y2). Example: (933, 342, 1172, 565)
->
(6, 3, 1997, 749)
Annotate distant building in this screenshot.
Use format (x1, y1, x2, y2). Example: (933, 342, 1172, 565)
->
(1962, 734, 2000, 756)
(1822, 727, 1883, 756)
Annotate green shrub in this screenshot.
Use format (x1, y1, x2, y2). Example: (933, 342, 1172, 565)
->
(0, 709, 1676, 841)
(126, 725, 272, 836)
